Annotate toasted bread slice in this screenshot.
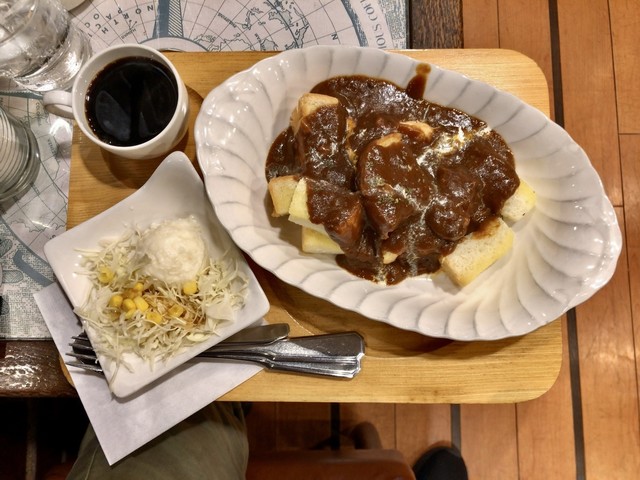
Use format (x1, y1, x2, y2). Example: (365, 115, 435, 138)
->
(371, 132, 402, 149)
(382, 251, 399, 264)
(289, 177, 364, 246)
(398, 120, 434, 141)
(440, 217, 514, 286)
(290, 93, 340, 135)
(268, 175, 299, 217)
(501, 179, 536, 222)
(301, 227, 343, 254)
(288, 178, 324, 233)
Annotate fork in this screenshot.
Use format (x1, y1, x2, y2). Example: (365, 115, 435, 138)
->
(66, 330, 365, 378)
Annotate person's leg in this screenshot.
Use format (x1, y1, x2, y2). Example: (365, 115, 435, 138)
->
(68, 402, 248, 480)
(413, 446, 468, 480)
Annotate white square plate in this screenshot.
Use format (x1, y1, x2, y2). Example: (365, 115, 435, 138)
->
(44, 151, 270, 397)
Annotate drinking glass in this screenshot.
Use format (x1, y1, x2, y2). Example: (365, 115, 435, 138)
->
(0, 106, 40, 201)
(0, 0, 91, 91)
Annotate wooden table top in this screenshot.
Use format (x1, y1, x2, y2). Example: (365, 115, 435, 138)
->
(51, 49, 561, 404)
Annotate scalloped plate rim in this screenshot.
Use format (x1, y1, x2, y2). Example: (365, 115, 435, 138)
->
(194, 46, 622, 341)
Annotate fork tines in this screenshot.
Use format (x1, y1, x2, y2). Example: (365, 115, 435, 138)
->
(69, 341, 93, 352)
(71, 333, 91, 344)
(65, 361, 103, 373)
(66, 351, 99, 362)
(66, 332, 101, 369)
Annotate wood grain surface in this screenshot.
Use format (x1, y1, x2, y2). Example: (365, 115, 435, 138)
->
(410, 0, 463, 48)
(0, 341, 77, 397)
(449, 1, 640, 478)
(461, 3, 577, 477)
(65, 49, 560, 404)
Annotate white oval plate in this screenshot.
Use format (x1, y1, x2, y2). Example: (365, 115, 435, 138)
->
(44, 152, 270, 397)
(194, 46, 622, 341)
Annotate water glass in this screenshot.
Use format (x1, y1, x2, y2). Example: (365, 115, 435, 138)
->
(0, 106, 40, 201)
(0, 0, 92, 92)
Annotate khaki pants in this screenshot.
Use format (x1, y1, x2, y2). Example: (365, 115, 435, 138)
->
(68, 403, 249, 480)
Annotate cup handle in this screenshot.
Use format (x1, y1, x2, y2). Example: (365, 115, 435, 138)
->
(42, 91, 74, 119)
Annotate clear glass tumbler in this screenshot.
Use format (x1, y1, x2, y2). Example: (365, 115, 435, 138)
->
(0, 106, 40, 201)
(0, 0, 92, 91)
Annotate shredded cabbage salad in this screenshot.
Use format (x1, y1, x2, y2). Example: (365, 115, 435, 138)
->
(74, 218, 248, 377)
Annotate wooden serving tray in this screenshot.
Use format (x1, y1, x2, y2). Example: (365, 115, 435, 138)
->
(67, 49, 561, 404)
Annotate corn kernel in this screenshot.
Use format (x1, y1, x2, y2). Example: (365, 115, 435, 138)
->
(168, 304, 184, 317)
(132, 282, 145, 293)
(146, 311, 163, 324)
(123, 289, 136, 299)
(122, 298, 136, 312)
(108, 295, 123, 308)
(98, 266, 114, 284)
(133, 296, 149, 312)
(182, 281, 198, 296)
(124, 308, 136, 319)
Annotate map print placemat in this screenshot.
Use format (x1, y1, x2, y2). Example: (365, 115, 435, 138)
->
(0, 0, 406, 339)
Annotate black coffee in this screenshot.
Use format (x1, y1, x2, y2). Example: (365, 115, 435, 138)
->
(85, 57, 178, 147)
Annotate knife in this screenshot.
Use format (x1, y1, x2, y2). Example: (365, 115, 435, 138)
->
(217, 323, 290, 346)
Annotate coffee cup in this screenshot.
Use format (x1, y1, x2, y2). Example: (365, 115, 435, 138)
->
(42, 44, 189, 160)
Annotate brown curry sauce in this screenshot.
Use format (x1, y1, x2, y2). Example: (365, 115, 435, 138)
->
(265, 67, 519, 285)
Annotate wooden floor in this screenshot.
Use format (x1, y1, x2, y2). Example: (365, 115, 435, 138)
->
(245, 1, 640, 479)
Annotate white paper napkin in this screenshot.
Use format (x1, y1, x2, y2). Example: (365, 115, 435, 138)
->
(34, 283, 262, 465)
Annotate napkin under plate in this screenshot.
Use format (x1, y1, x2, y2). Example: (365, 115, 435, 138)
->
(35, 283, 262, 465)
